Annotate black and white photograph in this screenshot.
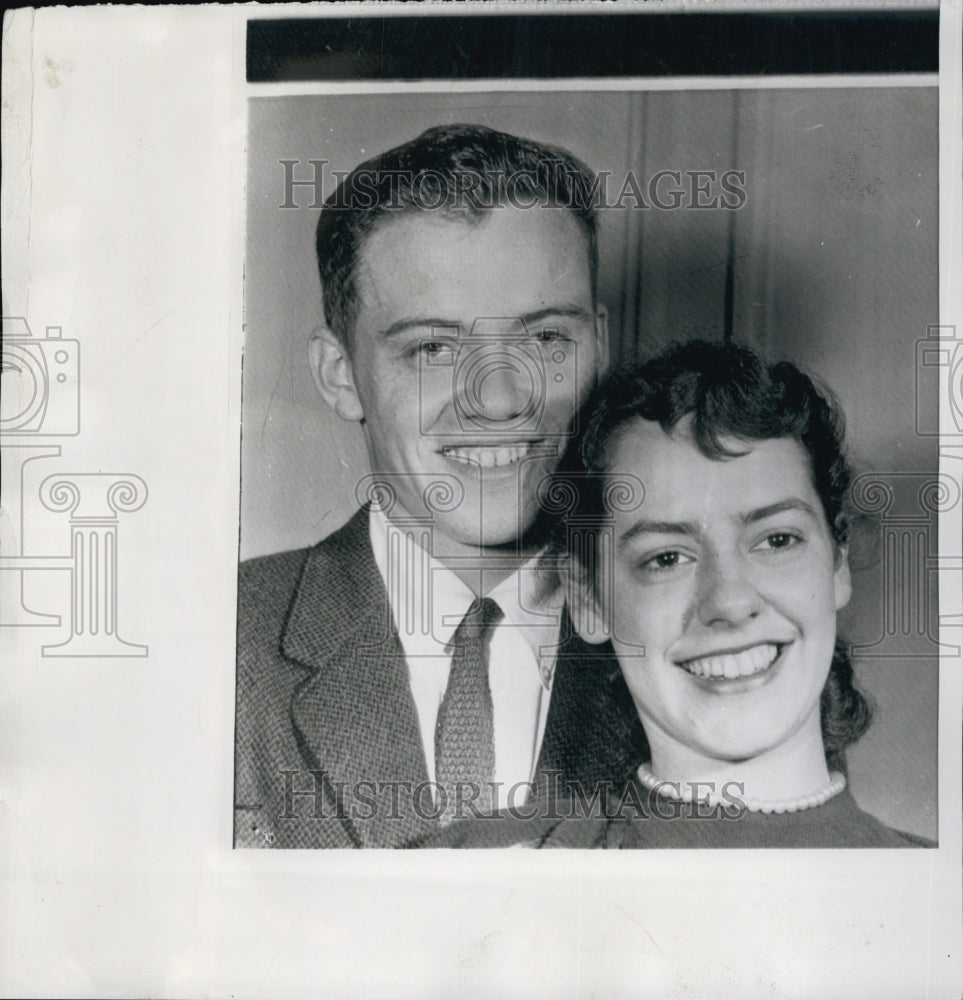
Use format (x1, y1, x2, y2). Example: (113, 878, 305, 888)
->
(237, 15, 941, 851)
(2, 3, 961, 998)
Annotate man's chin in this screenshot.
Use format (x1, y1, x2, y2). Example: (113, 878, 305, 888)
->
(430, 511, 547, 555)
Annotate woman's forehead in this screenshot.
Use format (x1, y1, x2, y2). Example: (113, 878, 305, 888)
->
(605, 419, 822, 522)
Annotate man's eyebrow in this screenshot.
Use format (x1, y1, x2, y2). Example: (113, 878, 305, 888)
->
(742, 499, 821, 525)
(379, 317, 464, 340)
(519, 305, 594, 327)
(378, 305, 594, 341)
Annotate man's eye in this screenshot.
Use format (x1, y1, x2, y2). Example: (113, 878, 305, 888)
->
(533, 327, 564, 342)
(418, 341, 456, 358)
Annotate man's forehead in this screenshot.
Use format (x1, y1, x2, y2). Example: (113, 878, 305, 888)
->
(353, 206, 593, 317)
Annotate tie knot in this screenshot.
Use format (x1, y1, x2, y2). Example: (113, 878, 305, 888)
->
(446, 597, 504, 652)
(464, 596, 504, 631)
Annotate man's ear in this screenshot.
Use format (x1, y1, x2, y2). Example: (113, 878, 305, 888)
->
(593, 304, 610, 377)
(833, 544, 853, 612)
(308, 325, 365, 423)
(563, 553, 610, 645)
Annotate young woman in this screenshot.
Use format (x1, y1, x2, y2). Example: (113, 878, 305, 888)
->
(423, 340, 931, 848)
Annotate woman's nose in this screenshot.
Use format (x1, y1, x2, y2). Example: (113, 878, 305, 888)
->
(695, 553, 763, 628)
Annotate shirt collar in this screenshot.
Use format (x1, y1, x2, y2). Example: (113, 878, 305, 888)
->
(368, 504, 563, 686)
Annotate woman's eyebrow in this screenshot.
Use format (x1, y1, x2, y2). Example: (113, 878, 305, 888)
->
(618, 518, 701, 549)
(742, 499, 820, 524)
(617, 500, 820, 549)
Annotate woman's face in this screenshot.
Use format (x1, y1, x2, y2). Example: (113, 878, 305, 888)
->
(584, 416, 852, 769)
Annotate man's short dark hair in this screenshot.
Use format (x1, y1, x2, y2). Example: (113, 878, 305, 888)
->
(550, 339, 871, 766)
(315, 124, 601, 349)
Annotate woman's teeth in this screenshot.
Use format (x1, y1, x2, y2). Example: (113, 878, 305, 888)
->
(442, 443, 531, 468)
(681, 642, 781, 680)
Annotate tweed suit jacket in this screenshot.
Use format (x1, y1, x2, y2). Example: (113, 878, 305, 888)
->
(234, 508, 645, 848)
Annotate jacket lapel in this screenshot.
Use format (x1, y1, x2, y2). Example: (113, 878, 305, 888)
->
(279, 512, 645, 842)
(534, 607, 646, 800)
(282, 509, 436, 847)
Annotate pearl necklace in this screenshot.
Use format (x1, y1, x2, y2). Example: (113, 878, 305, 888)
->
(637, 763, 847, 814)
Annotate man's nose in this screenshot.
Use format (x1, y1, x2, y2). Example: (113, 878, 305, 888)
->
(694, 553, 763, 628)
(457, 342, 538, 424)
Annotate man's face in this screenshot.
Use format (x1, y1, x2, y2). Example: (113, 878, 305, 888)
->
(591, 418, 851, 771)
(326, 205, 605, 553)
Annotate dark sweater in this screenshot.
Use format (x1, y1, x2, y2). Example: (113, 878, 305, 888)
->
(419, 790, 933, 849)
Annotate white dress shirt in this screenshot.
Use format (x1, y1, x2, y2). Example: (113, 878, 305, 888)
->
(369, 505, 563, 810)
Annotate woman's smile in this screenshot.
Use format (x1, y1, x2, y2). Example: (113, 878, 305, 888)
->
(677, 640, 787, 682)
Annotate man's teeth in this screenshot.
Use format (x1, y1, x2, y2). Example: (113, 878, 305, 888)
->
(442, 443, 531, 468)
(681, 643, 781, 680)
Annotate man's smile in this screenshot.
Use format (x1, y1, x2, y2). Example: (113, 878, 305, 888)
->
(438, 440, 556, 470)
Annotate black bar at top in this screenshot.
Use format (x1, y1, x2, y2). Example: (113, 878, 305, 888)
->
(247, 11, 938, 83)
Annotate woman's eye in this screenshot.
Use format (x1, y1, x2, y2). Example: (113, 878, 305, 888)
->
(754, 532, 801, 552)
(641, 550, 692, 572)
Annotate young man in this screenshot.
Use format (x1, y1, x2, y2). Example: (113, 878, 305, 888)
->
(234, 124, 644, 848)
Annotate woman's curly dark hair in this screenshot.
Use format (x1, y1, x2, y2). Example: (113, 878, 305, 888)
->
(552, 339, 872, 765)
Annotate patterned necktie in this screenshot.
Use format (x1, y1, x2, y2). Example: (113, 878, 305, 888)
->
(435, 597, 504, 826)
